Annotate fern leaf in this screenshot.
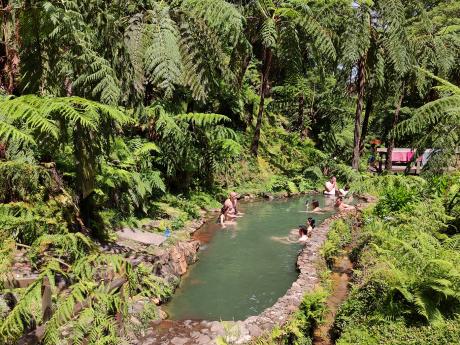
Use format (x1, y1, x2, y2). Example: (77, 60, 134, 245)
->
(175, 113, 230, 126)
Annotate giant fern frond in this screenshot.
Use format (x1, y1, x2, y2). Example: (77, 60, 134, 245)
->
(175, 113, 231, 126)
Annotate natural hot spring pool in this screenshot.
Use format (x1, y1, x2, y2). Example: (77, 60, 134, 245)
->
(165, 195, 338, 321)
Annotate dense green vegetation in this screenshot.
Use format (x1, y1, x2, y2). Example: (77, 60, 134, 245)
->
(0, 0, 459, 344)
(332, 174, 460, 344)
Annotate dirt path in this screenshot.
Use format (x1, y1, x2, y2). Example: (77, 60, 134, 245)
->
(312, 253, 353, 345)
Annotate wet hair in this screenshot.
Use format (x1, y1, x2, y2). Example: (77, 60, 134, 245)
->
(307, 217, 316, 228)
(300, 227, 308, 236)
(311, 200, 320, 208)
(335, 197, 343, 204)
(344, 184, 350, 191)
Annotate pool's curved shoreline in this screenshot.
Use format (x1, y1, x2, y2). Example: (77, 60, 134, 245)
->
(141, 201, 368, 345)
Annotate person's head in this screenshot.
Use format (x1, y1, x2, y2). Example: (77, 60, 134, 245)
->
(229, 192, 238, 200)
(311, 200, 320, 209)
(335, 197, 343, 206)
(307, 217, 315, 228)
(300, 227, 308, 236)
(330, 176, 336, 183)
(344, 184, 350, 191)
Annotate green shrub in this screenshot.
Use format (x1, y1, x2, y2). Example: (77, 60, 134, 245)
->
(337, 319, 460, 345)
(269, 175, 291, 193)
(246, 289, 328, 345)
(303, 166, 323, 183)
(321, 220, 352, 267)
(161, 194, 201, 219)
(0, 161, 55, 203)
(189, 192, 221, 210)
(351, 175, 427, 196)
(0, 201, 70, 245)
(374, 185, 418, 217)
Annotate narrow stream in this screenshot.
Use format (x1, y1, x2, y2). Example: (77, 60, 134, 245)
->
(312, 252, 353, 345)
(166, 195, 339, 321)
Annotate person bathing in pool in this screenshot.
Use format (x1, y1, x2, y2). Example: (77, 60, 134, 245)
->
(298, 227, 309, 243)
(272, 218, 316, 244)
(306, 199, 333, 213)
(306, 217, 315, 237)
(219, 192, 244, 227)
(324, 176, 338, 195)
(334, 197, 354, 211)
(309, 199, 322, 213)
(219, 192, 237, 225)
(339, 184, 350, 197)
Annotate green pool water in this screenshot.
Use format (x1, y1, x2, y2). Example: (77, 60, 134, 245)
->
(166, 195, 338, 321)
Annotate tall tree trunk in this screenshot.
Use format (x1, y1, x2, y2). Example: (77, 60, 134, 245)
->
(385, 83, 405, 171)
(352, 56, 366, 170)
(251, 47, 272, 156)
(0, 0, 20, 94)
(359, 95, 373, 154)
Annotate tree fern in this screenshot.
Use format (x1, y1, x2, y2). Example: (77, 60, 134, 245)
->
(142, 4, 183, 98)
(261, 18, 277, 48)
(74, 50, 122, 105)
(124, 0, 244, 101)
(395, 70, 460, 168)
(175, 112, 231, 126)
(29, 233, 95, 264)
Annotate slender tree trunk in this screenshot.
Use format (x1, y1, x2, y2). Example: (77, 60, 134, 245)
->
(352, 56, 366, 170)
(251, 47, 272, 156)
(237, 54, 251, 89)
(385, 83, 405, 171)
(0, 0, 20, 94)
(359, 95, 373, 154)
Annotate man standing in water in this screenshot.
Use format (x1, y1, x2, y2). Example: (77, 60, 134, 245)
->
(324, 176, 338, 195)
(219, 192, 239, 225)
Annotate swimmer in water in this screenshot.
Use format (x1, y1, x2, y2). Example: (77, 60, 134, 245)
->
(334, 197, 354, 211)
(310, 199, 322, 213)
(272, 224, 310, 244)
(306, 217, 315, 237)
(298, 227, 308, 243)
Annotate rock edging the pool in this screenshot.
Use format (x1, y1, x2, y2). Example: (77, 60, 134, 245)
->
(143, 202, 369, 345)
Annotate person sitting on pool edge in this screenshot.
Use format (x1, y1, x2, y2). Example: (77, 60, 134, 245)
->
(334, 197, 354, 211)
(307, 217, 315, 237)
(324, 176, 338, 195)
(339, 184, 350, 197)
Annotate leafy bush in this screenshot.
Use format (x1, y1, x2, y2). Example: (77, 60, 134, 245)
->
(374, 185, 419, 217)
(188, 192, 221, 210)
(248, 289, 328, 345)
(337, 319, 460, 345)
(0, 161, 55, 203)
(334, 186, 460, 344)
(351, 175, 427, 197)
(328, 162, 361, 183)
(321, 220, 352, 267)
(303, 166, 324, 183)
(160, 194, 201, 219)
(0, 201, 70, 245)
